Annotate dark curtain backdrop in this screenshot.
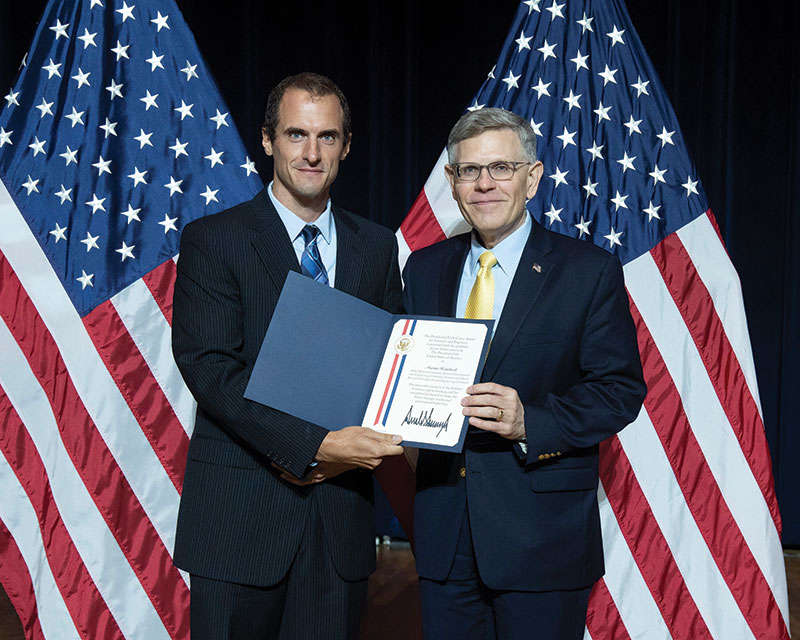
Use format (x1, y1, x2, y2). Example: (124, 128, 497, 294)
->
(2, 1, 798, 544)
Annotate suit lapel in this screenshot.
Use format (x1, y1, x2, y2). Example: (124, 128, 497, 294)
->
(482, 221, 555, 381)
(332, 206, 364, 297)
(248, 189, 301, 292)
(439, 235, 470, 316)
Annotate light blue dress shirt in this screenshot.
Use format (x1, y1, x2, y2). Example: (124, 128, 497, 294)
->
(456, 213, 532, 331)
(267, 181, 337, 287)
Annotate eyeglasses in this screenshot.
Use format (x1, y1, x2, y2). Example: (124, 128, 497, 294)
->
(450, 161, 530, 182)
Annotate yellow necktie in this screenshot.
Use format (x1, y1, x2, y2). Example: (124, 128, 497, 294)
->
(464, 251, 497, 319)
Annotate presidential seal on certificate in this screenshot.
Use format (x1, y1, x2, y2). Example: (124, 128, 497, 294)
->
(244, 272, 492, 452)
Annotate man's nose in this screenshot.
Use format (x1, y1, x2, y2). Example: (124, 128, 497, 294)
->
(475, 166, 496, 190)
(303, 138, 321, 164)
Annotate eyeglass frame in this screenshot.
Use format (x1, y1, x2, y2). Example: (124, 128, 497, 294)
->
(448, 160, 532, 182)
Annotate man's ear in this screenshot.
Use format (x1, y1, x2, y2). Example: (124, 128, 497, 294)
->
(444, 164, 457, 198)
(340, 133, 352, 161)
(262, 129, 273, 157)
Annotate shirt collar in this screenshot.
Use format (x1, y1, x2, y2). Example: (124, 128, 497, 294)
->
(267, 181, 334, 245)
(467, 213, 532, 277)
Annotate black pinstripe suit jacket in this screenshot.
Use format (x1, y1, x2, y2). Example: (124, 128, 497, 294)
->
(171, 188, 402, 586)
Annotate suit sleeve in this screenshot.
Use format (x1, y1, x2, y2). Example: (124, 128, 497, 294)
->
(383, 236, 403, 314)
(521, 254, 646, 464)
(172, 221, 327, 478)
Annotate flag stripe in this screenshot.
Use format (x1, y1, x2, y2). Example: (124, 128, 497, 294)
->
(599, 434, 713, 639)
(82, 302, 188, 492)
(585, 579, 631, 640)
(651, 224, 780, 529)
(0, 254, 188, 639)
(0, 396, 124, 640)
(142, 258, 177, 327)
(400, 191, 446, 252)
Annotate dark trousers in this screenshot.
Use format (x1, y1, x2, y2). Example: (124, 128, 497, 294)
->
(189, 502, 369, 640)
(419, 511, 592, 640)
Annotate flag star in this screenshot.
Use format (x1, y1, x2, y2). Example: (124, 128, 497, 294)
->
(77, 270, 94, 289)
(55, 184, 72, 204)
(128, 167, 148, 187)
(563, 89, 581, 111)
(151, 11, 170, 31)
(116, 241, 136, 261)
(643, 201, 662, 221)
(78, 28, 97, 48)
(0, 127, 11, 147)
(116, 2, 136, 22)
(624, 115, 643, 136)
(583, 179, 598, 197)
(467, 100, 485, 112)
(604, 228, 623, 248)
(4, 90, 20, 107)
(181, 61, 198, 81)
(164, 176, 184, 196)
(577, 12, 594, 33)
(657, 127, 676, 147)
(28, 137, 46, 156)
(530, 120, 543, 136)
(594, 101, 612, 122)
(170, 138, 189, 158)
(556, 126, 577, 148)
(111, 40, 130, 60)
(544, 204, 563, 225)
(586, 141, 604, 160)
(134, 129, 153, 148)
(575, 217, 592, 237)
(120, 204, 141, 223)
(174, 100, 194, 120)
(90, 0, 103, 8)
(22, 175, 40, 195)
(502, 70, 520, 91)
(649, 165, 667, 184)
(59, 145, 78, 165)
(36, 98, 54, 118)
(607, 25, 625, 47)
(200, 185, 219, 205)
(85, 193, 106, 213)
(524, 0, 540, 12)
(21, 53, 27, 67)
(240, 157, 257, 176)
(50, 222, 67, 242)
(71, 67, 91, 88)
(92, 155, 112, 176)
(42, 59, 62, 78)
(537, 40, 557, 61)
(631, 76, 650, 97)
(140, 90, 159, 110)
(106, 79, 124, 100)
(515, 31, 532, 52)
(683, 176, 699, 196)
(146, 51, 164, 71)
(598, 65, 618, 85)
(531, 77, 551, 98)
(549, 166, 569, 188)
(99, 118, 118, 138)
(81, 232, 100, 252)
(50, 19, 70, 40)
(205, 148, 224, 167)
(159, 213, 178, 233)
(617, 152, 637, 173)
(545, 1, 565, 20)
(210, 109, 230, 129)
(611, 191, 629, 211)
(570, 50, 589, 71)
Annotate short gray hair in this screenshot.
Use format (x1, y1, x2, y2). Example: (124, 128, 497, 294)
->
(446, 108, 537, 164)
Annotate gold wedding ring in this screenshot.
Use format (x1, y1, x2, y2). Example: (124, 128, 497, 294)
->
(497, 409, 504, 421)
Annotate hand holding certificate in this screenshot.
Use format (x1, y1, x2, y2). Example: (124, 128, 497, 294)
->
(244, 272, 492, 452)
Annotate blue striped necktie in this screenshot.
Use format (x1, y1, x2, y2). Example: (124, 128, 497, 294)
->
(300, 225, 329, 285)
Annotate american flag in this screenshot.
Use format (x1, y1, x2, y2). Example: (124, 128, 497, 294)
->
(0, 0, 261, 637)
(397, 1, 790, 638)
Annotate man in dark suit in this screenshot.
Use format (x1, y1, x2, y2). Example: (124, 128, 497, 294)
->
(403, 108, 647, 639)
(171, 73, 404, 639)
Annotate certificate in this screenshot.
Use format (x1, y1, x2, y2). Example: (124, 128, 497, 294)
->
(244, 272, 492, 452)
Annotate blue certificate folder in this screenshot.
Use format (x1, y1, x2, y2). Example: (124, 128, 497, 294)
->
(244, 271, 493, 452)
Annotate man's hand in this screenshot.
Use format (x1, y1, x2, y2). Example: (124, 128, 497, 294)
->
(275, 426, 403, 486)
(462, 382, 525, 440)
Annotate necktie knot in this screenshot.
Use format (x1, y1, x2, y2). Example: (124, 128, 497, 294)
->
(478, 250, 497, 270)
(299, 224, 329, 285)
(301, 224, 320, 245)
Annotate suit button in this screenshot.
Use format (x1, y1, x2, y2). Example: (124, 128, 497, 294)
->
(538, 454, 545, 461)
(459, 467, 466, 478)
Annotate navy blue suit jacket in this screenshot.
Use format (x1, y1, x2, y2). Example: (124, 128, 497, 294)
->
(403, 217, 646, 592)
(171, 189, 402, 586)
